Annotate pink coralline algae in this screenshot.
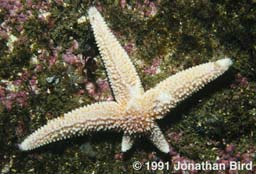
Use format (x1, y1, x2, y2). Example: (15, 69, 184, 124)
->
(0, 71, 39, 110)
(135, 0, 159, 17)
(123, 42, 135, 55)
(85, 81, 96, 96)
(62, 40, 84, 66)
(0, 0, 23, 17)
(35, 47, 60, 68)
(48, 55, 57, 67)
(29, 76, 39, 94)
(144, 57, 161, 75)
(85, 79, 113, 102)
(38, 11, 51, 23)
(69, 40, 79, 51)
(167, 131, 183, 143)
(216, 144, 255, 172)
(49, 46, 61, 67)
(54, 0, 64, 6)
(120, 0, 126, 9)
(0, 90, 28, 111)
(62, 53, 80, 65)
(0, 0, 31, 32)
(144, 2, 157, 17)
(0, 86, 5, 97)
(114, 152, 124, 160)
(119, 0, 159, 17)
(0, 29, 9, 40)
(230, 73, 249, 88)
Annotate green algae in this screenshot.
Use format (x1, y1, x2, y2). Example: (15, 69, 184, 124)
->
(0, 0, 256, 173)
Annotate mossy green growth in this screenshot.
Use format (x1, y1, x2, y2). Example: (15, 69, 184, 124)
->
(0, 1, 255, 174)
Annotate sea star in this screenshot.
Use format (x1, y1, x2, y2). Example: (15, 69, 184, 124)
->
(19, 7, 232, 153)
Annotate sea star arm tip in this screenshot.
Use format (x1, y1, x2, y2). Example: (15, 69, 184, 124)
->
(19, 102, 122, 151)
(149, 125, 170, 153)
(216, 57, 233, 70)
(88, 6, 144, 104)
(121, 135, 134, 152)
(141, 58, 233, 119)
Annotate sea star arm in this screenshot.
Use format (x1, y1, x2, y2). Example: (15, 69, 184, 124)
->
(149, 125, 170, 153)
(19, 101, 123, 151)
(141, 58, 233, 119)
(121, 125, 170, 153)
(121, 134, 134, 152)
(88, 7, 144, 104)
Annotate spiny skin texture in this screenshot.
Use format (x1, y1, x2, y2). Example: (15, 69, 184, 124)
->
(88, 7, 144, 105)
(19, 7, 233, 153)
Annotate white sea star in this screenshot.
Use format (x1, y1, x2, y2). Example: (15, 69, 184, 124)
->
(19, 7, 233, 153)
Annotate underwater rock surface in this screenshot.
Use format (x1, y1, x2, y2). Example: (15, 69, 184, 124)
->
(0, 1, 255, 173)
